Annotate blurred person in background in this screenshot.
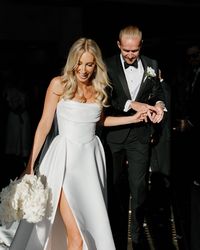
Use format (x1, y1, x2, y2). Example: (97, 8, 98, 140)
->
(171, 44, 200, 250)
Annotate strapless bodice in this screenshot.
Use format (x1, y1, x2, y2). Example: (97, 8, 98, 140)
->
(57, 99, 101, 143)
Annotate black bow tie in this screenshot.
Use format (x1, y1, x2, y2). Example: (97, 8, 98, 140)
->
(124, 60, 138, 69)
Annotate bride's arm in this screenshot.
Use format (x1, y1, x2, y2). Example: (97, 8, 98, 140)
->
(102, 111, 147, 127)
(25, 77, 63, 174)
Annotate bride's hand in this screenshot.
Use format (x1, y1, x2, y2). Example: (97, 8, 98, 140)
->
(132, 111, 148, 123)
(20, 165, 34, 178)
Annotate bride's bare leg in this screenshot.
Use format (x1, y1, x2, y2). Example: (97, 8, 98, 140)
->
(59, 188, 83, 250)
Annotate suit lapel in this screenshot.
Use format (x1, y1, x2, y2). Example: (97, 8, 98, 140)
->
(135, 56, 148, 100)
(114, 55, 155, 101)
(115, 55, 132, 99)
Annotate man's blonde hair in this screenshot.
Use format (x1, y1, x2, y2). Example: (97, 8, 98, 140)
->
(118, 25, 143, 45)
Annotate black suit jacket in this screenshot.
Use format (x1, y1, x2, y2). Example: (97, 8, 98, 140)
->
(104, 54, 165, 144)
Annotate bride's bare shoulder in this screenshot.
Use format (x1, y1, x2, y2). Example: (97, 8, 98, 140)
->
(48, 76, 65, 96)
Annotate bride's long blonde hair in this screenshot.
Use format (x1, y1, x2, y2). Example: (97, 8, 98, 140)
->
(61, 37, 110, 107)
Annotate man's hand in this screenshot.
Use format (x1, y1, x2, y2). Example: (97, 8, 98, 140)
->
(130, 101, 164, 123)
(148, 103, 164, 123)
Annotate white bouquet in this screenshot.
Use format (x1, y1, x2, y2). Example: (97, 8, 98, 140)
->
(0, 174, 51, 225)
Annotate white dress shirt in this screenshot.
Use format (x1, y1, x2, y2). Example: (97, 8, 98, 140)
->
(120, 54, 144, 112)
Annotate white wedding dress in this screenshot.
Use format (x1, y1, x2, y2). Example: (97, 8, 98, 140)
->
(9, 99, 116, 250)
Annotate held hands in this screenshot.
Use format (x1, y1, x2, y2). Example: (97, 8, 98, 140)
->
(150, 104, 164, 123)
(132, 110, 148, 123)
(130, 101, 164, 123)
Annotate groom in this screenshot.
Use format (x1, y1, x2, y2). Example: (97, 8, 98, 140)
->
(103, 25, 165, 250)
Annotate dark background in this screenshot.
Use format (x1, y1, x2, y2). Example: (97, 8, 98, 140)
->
(0, 2, 199, 248)
(0, 0, 199, 163)
(0, 0, 200, 80)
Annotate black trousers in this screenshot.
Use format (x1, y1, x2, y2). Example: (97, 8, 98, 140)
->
(106, 129, 150, 249)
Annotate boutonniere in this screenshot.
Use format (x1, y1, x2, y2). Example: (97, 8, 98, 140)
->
(146, 66, 156, 77)
(143, 66, 156, 82)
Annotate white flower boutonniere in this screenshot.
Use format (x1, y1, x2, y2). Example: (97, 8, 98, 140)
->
(146, 66, 156, 77)
(0, 174, 52, 225)
(144, 66, 156, 82)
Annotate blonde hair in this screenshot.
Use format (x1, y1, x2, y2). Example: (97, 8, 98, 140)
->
(119, 25, 143, 46)
(61, 37, 110, 107)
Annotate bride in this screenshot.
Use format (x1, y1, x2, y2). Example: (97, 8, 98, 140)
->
(1, 37, 149, 250)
